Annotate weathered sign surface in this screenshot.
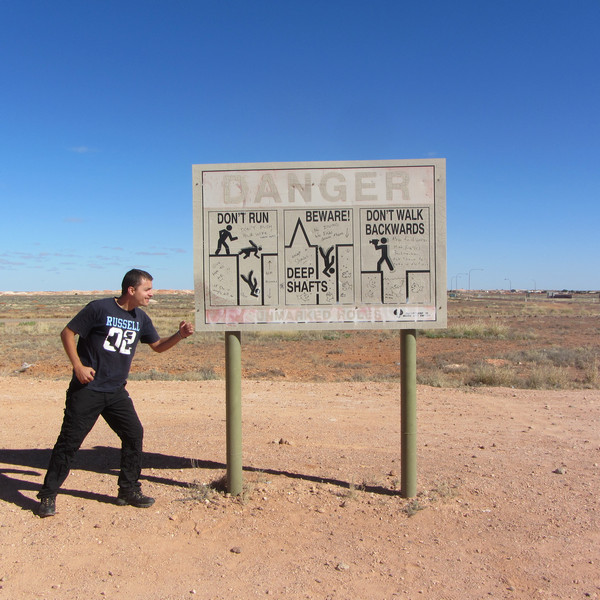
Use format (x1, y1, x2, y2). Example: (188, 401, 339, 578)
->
(193, 160, 446, 330)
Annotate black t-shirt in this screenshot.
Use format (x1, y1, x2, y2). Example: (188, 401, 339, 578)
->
(66, 297, 160, 392)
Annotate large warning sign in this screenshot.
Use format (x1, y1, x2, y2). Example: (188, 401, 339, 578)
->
(193, 160, 446, 330)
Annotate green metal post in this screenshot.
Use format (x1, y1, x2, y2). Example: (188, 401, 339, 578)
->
(225, 331, 242, 496)
(401, 329, 417, 498)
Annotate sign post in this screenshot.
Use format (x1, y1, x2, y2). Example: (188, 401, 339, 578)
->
(401, 329, 417, 498)
(225, 331, 242, 496)
(193, 160, 446, 496)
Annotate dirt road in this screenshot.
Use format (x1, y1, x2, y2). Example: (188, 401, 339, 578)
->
(1, 377, 598, 599)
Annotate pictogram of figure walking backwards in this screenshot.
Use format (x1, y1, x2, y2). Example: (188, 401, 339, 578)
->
(370, 237, 394, 272)
(215, 225, 238, 255)
(319, 246, 335, 277)
(241, 270, 260, 297)
(239, 240, 262, 259)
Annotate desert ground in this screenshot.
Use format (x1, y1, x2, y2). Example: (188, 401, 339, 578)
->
(0, 291, 598, 599)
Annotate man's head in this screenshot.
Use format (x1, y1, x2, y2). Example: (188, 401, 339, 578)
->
(121, 269, 153, 295)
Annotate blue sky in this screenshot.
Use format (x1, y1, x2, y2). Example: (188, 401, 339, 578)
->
(1, 0, 598, 292)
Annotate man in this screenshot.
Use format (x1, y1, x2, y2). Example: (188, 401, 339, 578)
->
(37, 269, 194, 518)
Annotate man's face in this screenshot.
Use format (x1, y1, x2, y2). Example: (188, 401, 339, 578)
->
(129, 278, 154, 307)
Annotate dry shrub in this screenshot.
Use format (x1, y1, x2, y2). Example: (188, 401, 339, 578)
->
(417, 369, 458, 388)
(525, 365, 570, 389)
(583, 357, 599, 386)
(510, 346, 596, 369)
(468, 363, 518, 387)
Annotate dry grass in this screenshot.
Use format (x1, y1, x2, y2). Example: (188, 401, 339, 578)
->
(128, 367, 219, 381)
(1, 290, 599, 390)
(422, 319, 512, 339)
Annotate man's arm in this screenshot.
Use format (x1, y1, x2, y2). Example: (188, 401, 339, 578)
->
(149, 320, 194, 354)
(60, 326, 95, 384)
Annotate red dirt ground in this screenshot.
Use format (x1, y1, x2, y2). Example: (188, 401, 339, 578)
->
(1, 378, 598, 600)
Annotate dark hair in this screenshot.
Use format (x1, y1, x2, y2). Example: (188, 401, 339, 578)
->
(121, 269, 153, 295)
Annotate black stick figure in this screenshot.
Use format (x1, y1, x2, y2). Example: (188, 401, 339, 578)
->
(319, 246, 335, 277)
(239, 240, 262, 259)
(371, 237, 394, 272)
(215, 225, 238, 255)
(241, 270, 260, 297)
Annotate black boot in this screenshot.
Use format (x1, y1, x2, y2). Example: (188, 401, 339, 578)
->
(38, 496, 56, 518)
(116, 488, 155, 508)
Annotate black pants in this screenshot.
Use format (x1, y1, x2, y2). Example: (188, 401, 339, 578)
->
(38, 386, 144, 499)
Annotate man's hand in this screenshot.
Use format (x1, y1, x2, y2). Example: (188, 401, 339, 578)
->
(74, 365, 95, 384)
(178, 321, 194, 339)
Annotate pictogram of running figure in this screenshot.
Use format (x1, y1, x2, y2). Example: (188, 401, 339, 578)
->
(239, 240, 262, 259)
(370, 237, 394, 272)
(241, 270, 260, 297)
(215, 225, 238, 255)
(319, 246, 335, 277)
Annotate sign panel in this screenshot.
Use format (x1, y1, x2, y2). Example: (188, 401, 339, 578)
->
(193, 160, 446, 330)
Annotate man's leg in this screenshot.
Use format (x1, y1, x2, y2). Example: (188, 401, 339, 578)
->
(37, 387, 103, 515)
(102, 389, 154, 508)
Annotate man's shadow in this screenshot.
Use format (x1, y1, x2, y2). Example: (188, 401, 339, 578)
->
(0, 446, 400, 513)
(0, 447, 223, 513)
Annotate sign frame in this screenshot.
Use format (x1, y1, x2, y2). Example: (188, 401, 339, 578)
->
(193, 159, 446, 331)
